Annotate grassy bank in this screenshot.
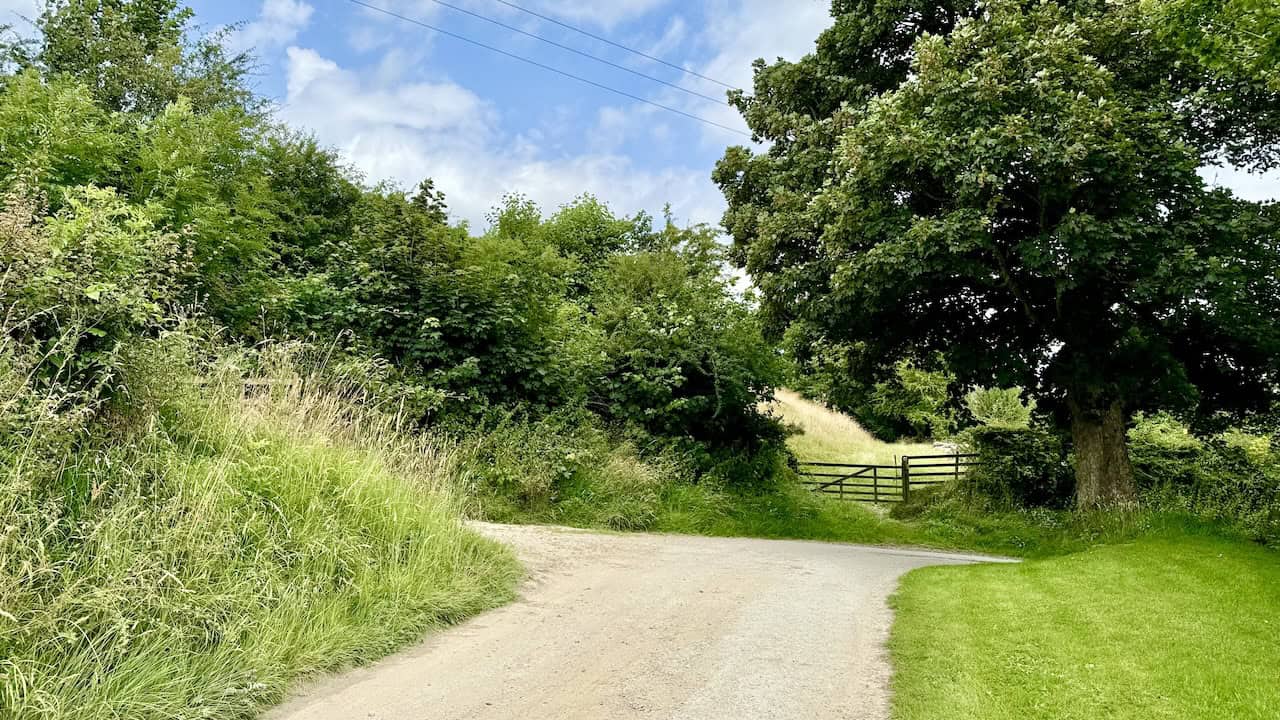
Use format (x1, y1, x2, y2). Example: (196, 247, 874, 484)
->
(889, 532, 1280, 719)
(0, 386, 520, 720)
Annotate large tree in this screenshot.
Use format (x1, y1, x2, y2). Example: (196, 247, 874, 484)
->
(715, 0, 1280, 506)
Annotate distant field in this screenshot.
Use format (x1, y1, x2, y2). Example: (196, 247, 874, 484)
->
(766, 389, 933, 465)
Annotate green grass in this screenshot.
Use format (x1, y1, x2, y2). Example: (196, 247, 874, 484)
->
(1, 387, 520, 720)
(652, 482, 1161, 558)
(890, 531, 1280, 720)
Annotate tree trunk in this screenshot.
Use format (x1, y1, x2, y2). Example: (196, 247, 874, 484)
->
(1068, 392, 1137, 508)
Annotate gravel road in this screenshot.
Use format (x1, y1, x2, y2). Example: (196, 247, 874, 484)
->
(268, 523, 1008, 720)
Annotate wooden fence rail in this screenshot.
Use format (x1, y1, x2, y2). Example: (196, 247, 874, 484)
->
(797, 453, 977, 503)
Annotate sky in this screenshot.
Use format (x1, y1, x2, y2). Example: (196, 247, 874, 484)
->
(203, 0, 837, 228)
(0, 0, 1275, 228)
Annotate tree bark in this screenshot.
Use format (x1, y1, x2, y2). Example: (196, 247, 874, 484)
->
(1068, 392, 1137, 508)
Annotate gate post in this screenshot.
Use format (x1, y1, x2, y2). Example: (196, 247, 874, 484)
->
(901, 456, 911, 504)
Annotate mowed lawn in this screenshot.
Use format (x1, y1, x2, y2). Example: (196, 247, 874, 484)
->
(890, 534, 1280, 720)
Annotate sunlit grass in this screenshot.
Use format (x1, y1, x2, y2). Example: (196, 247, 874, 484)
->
(765, 389, 933, 465)
(890, 532, 1280, 719)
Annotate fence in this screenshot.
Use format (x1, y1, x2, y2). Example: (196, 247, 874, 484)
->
(797, 453, 977, 503)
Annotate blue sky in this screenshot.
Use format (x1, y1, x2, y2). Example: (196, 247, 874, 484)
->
(182, 0, 837, 227)
(1, 0, 1275, 227)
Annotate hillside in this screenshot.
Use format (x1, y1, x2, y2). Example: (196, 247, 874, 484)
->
(767, 389, 933, 465)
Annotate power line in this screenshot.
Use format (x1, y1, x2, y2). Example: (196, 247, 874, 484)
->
(487, 0, 737, 90)
(344, 0, 750, 138)
(417, 0, 728, 106)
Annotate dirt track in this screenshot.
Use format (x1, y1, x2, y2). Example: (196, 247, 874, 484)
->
(268, 523, 1007, 720)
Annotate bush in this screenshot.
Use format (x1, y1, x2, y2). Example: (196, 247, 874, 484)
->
(2, 183, 182, 406)
(1130, 412, 1279, 544)
(869, 358, 955, 439)
(586, 227, 784, 452)
(958, 426, 1074, 509)
(458, 410, 694, 530)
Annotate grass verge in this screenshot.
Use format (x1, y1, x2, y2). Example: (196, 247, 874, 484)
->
(889, 531, 1280, 720)
(1, 387, 520, 720)
(652, 482, 1159, 558)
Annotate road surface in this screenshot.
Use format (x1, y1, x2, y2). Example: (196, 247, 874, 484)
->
(268, 523, 1008, 720)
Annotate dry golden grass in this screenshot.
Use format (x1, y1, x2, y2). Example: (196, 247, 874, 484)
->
(765, 389, 931, 465)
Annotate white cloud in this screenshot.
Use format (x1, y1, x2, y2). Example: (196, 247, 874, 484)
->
(280, 2, 840, 230)
(637, 0, 834, 145)
(279, 47, 723, 228)
(228, 0, 314, 57)
(352, 0, 670, 45)
(642, 15, 689, 59)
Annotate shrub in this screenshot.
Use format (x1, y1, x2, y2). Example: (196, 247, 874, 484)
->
(1130, 413, 1279, 544)
(586, 227, 783, 453)
(869, 358, 955, 439)
(964, 386, 1036, 430)
(2, 182, 183, 417)
(958, 426, 1074, 509)
(458, 410, 692, 530)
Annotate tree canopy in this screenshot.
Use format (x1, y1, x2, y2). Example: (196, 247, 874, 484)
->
(716, 0, 1280, 506)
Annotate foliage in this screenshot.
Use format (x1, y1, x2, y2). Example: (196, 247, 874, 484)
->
(716, 0, 1280, 505)
(1129, 412, 1279, 543)
(782, 340, 955, 442)
(965, 386, 1036, 430)
(959, 425, 1074, 510)
(296, 189, 579, 418)
(460, 410, 690, 531)
(585, 224, 784, 451)
(868, 357, 954, 439)
(1151, 0, 1280, 93)
(0, 0, 786, 461)
(0, 71, 123, 207)
(1, 182, 182, 411)
(37, 0, 255, 115)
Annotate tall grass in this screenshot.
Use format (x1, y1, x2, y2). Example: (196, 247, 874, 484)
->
(0, 371, 519, 720)
(766, 389, 933, 465)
